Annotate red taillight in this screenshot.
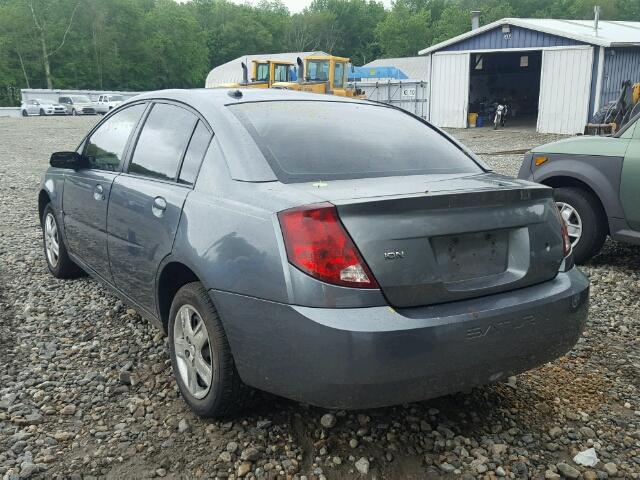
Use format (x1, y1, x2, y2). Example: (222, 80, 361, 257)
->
(278, 202, 379, 289)
(554, 206, 572, 257)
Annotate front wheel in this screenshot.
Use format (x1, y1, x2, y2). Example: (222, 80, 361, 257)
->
(22, 110, 28, 117)
(42, 204, 84, 278)
(39, 108, 45, 116)
(168, 282, 251, 417)
(71, 109, 77, 116)
(554, 187, 607, 264)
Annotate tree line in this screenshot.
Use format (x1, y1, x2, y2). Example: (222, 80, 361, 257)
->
(0, 0, 638, 106)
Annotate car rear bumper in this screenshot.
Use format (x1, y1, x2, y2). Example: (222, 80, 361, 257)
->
(210, 266, 589, 409)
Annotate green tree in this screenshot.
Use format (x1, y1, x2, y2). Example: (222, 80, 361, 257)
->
(376, 0, 432, 57)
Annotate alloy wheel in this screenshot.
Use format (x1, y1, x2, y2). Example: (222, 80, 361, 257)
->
(173, 304, 214, 399)
(44, 213, 60, 268)
(556, 201, 583, 247)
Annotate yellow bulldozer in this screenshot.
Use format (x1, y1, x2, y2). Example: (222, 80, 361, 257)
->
(272, 55, 363, 98)
(219, 59, 296, 89)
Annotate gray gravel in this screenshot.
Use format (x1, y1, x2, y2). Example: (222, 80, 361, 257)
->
(1, 117, 639, 479)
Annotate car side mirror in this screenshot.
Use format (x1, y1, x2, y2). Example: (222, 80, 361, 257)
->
(50, 151, 86, 170)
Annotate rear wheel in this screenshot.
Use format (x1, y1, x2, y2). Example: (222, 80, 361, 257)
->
(42, 204, 84, 278)
(168, 282, 251, 417)
(554, 187, 607, 264)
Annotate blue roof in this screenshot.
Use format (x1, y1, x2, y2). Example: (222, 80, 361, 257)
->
(349, 66, 409, 81)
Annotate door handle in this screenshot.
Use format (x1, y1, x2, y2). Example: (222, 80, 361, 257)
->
(93, 184, 104, 201)
(152, 196, 167, 217)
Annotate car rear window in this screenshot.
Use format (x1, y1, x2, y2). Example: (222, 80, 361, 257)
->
(228, 100, 481, 183)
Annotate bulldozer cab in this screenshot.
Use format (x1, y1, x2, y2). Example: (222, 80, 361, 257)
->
(304, 56, 346, 87)
(251, 60, 295, 87)
(271, 55, 360, 97)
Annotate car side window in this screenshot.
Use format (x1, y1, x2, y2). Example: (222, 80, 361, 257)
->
(179, 121, 212, 186)
(84, 104, 146, 172)
(128, 103, 198, 181)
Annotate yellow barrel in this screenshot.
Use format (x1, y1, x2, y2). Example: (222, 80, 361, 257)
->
(468, 112, 478, 128)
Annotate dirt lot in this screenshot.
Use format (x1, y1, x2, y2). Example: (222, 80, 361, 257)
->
(1, 117, 639, 480)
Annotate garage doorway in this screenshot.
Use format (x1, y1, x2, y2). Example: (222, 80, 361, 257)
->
(468, 50, 542, 129)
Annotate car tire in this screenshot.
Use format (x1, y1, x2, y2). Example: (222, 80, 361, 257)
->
(71, 109, 77, 116)
(42, 204, 84, 279)
(554, 187, 607, 264)
(22, 110, 28, 117)
(168, 282, 252, 417)
(39, 108, 45, 116)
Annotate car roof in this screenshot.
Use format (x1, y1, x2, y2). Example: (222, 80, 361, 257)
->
(128, 88, 370, 108)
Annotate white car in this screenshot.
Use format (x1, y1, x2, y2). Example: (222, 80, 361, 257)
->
(21, 99, 67, 116)
(95, 94, 124, 114)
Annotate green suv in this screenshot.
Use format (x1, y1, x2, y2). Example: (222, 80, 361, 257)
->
(518, 114, 640, 264)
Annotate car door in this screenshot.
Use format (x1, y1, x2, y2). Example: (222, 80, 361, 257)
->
(107, 102, 211, 316)
(621, 116, 640, 230)
(62, 103, 147, 281)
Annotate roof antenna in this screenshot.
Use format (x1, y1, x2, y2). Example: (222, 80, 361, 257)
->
(594, 5, 600, 36)
(227, 89, 243, 99)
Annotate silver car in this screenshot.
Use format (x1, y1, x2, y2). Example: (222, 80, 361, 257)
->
(58, 95, 97, 115)
(38, 89, 589, 417)
(21, 99, 67, 116)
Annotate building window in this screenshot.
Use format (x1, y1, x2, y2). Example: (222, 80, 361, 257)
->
(475, 54, 483, 70)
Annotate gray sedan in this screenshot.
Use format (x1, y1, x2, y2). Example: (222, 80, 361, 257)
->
(38, 89, 589, 417)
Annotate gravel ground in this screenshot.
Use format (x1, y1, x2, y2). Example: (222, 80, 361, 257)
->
(1, 117, 639, 480)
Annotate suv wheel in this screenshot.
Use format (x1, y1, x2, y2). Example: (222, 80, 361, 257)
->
(71, 109, 77, 116)
(554, 187, 607, 264)
(42, 204, 84, 278)
(168, 282, 251, 417)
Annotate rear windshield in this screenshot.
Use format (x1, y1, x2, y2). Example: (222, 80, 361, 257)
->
(228, 100, 481, 183)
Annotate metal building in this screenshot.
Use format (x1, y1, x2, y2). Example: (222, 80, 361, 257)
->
(363, 56, 430, 82)
(418, 18, 640, 134)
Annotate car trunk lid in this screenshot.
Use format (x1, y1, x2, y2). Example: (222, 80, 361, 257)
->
(291, 173, 565, 307)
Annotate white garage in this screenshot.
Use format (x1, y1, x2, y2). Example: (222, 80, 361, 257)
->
(419, 18, 640, 134)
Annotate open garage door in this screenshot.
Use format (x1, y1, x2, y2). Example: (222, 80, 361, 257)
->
(430, 52, 469, 128)
(537, 47, 593, 134)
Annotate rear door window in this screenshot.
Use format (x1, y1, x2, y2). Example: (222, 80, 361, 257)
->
(84, 104, 146, 172)
(179, 121, 212, 186)
(229, 101, 482, 183)
(129, 103, 198, 181)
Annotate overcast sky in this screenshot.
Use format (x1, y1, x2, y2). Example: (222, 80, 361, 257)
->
(177, 0, 392, 14)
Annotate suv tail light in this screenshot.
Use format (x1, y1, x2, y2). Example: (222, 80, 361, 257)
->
(278, 203, 379, 289)
(554, 206, 572, 257)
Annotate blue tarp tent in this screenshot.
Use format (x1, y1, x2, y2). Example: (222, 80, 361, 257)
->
(349, 66, 409, 81)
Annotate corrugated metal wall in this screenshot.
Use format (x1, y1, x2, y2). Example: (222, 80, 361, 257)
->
(588, 47, 602, 118)
(600, 47, 640, 107)
(537, 47, 593, 134)
(355, 80, 429, 118)
(430, 52, 469, 128)
(442, 25, 583, 52)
